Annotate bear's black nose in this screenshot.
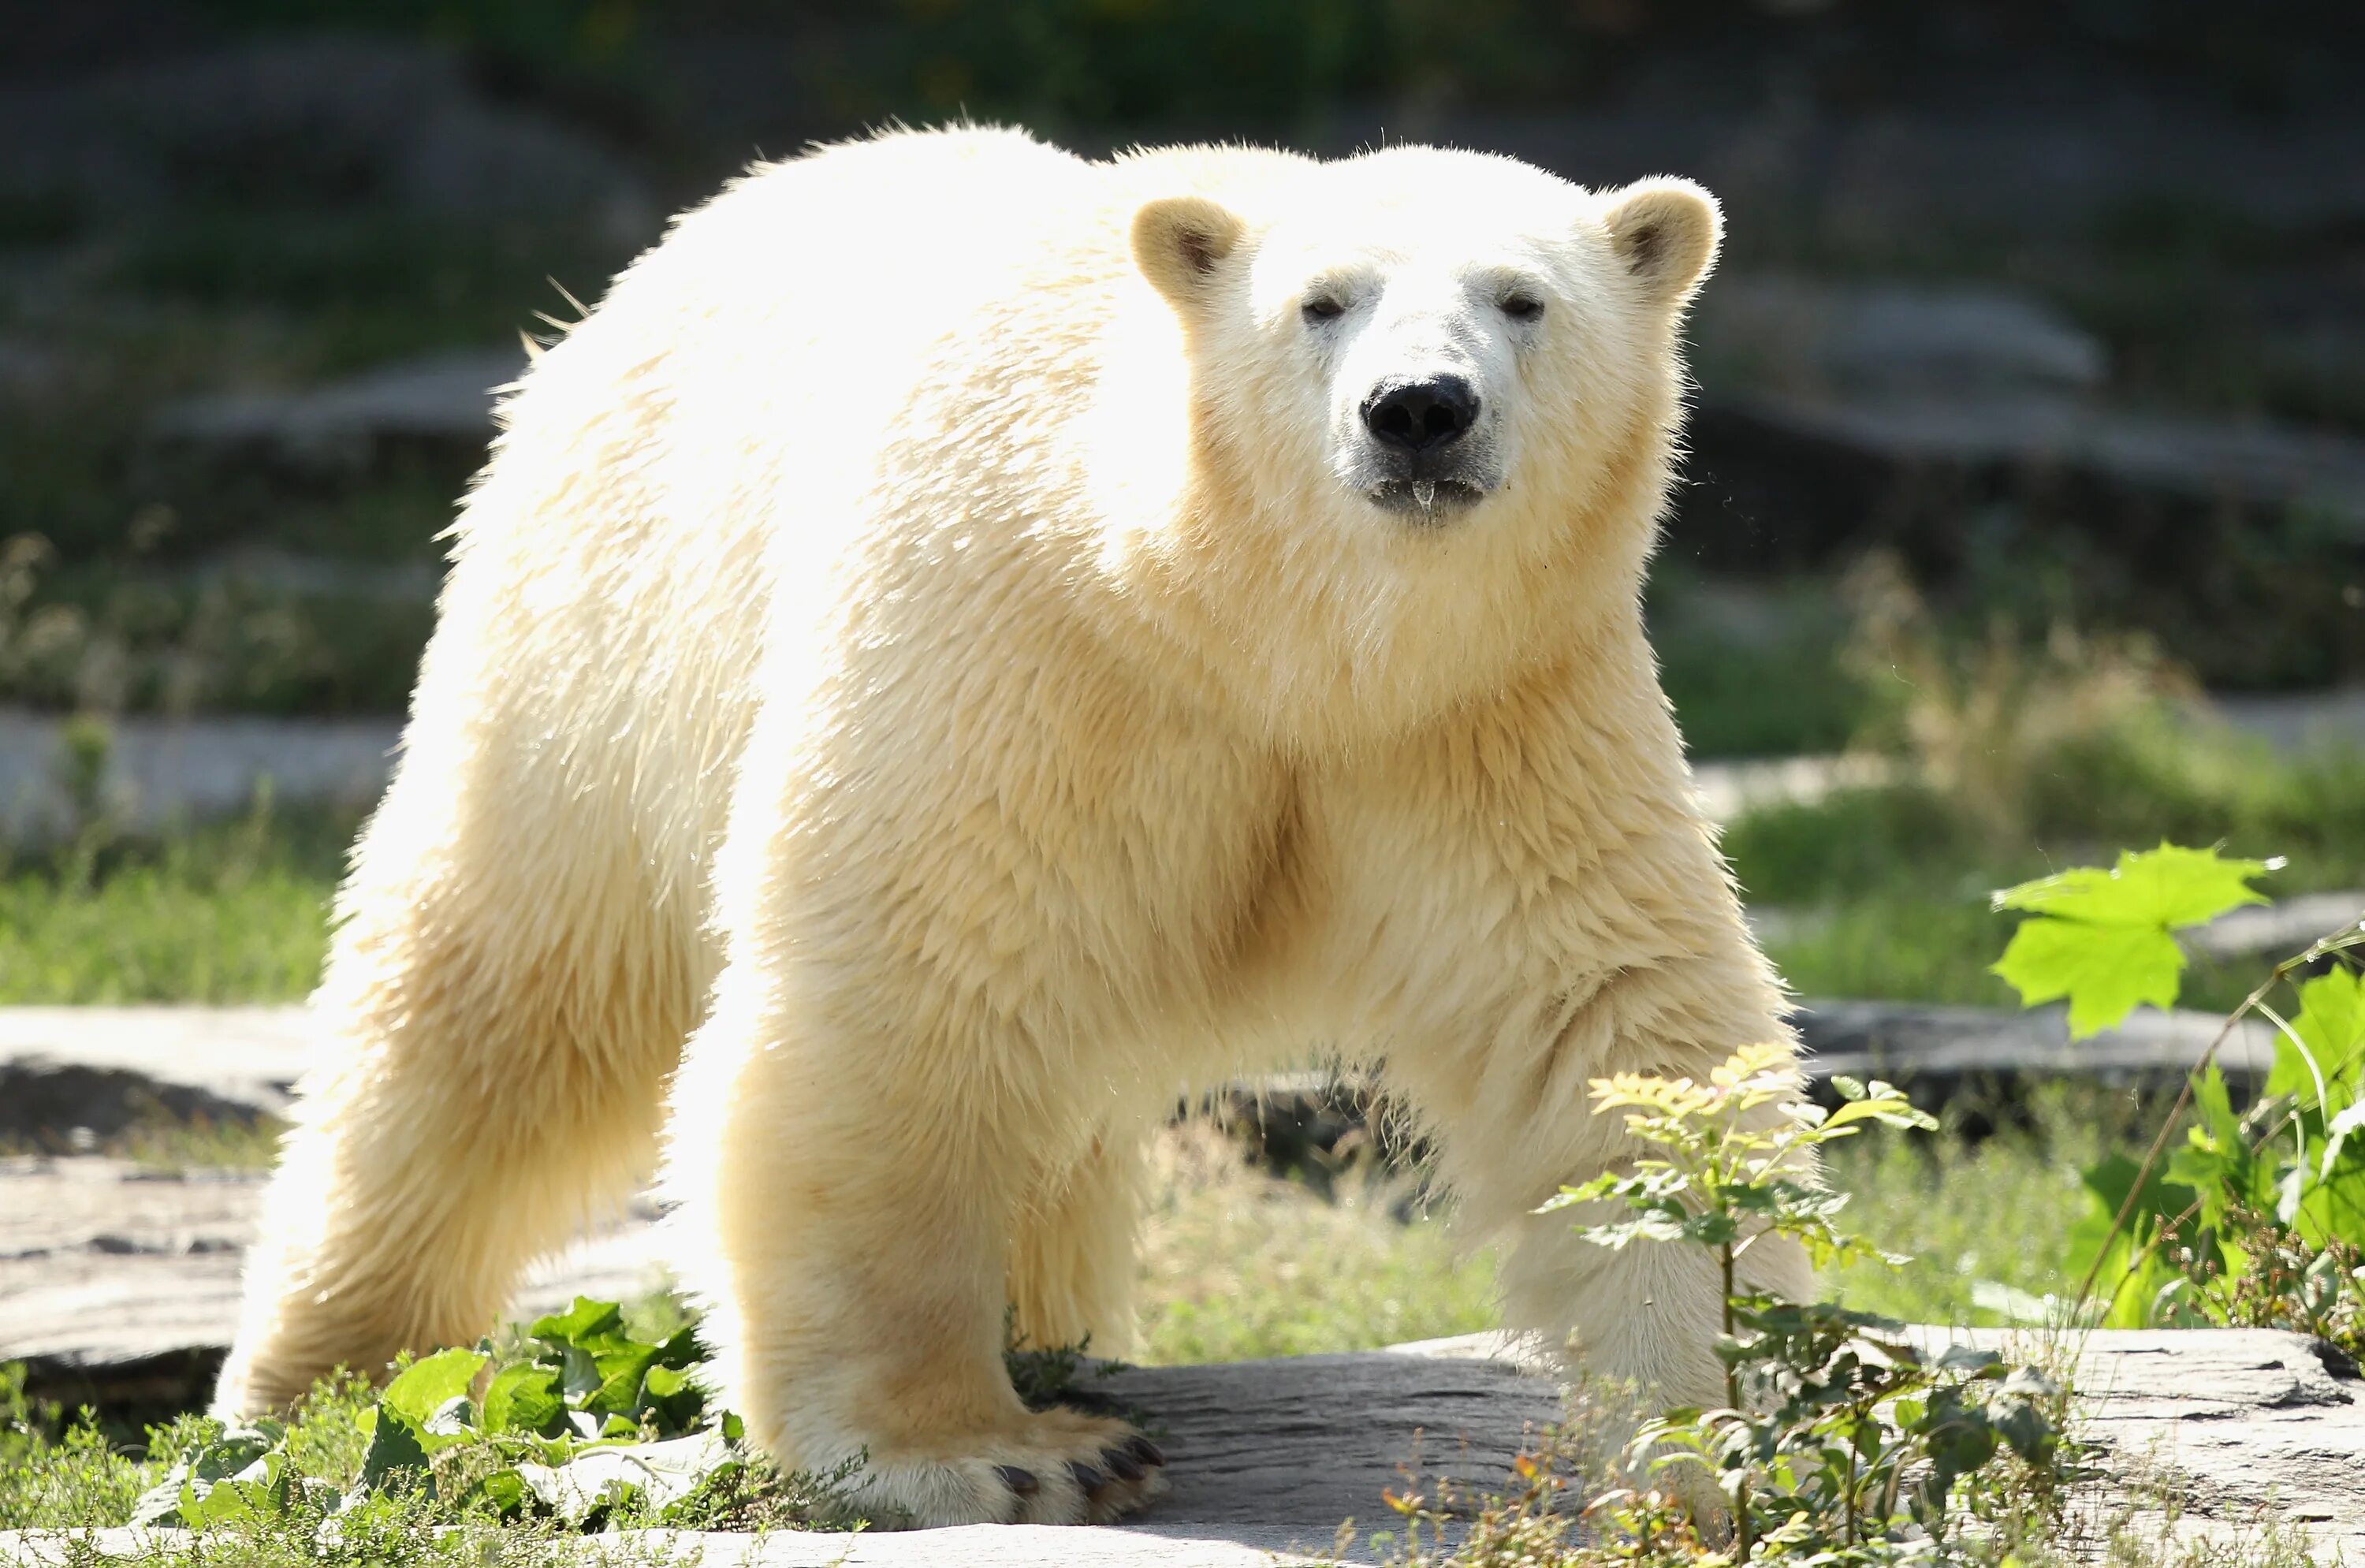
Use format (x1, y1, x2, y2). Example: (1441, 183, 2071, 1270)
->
(1362, 376, 1480, 453)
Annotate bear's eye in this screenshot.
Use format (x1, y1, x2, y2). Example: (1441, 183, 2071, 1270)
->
(1301, 294, 1346, 325)
(1499, 293, 1546, 323)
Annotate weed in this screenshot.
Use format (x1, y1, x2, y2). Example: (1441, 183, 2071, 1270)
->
(1988, 846, 2365, 1357)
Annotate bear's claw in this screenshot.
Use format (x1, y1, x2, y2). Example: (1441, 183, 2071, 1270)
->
(996, 1465, 1041, 1497)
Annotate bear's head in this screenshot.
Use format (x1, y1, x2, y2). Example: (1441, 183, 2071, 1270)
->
(1119, 147, 1722, 736)
(1132, 149, 1715, 538)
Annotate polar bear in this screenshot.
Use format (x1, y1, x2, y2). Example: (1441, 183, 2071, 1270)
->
(214, 126, 1810, 1527)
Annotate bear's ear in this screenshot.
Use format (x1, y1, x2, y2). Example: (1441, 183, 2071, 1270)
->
(1131, 195, 1246, 317)
(1600, 179, 1723, 312)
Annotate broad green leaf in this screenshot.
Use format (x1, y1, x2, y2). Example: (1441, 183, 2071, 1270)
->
(176, 1453, 283, 1527)
(642, 1364, 707, 1436)
(1992, 919, 2182, 1038)
(2296, 1116, 2365, 1250)
(531, 1298, 626, 1350)
(358, 1407, 432, 1495)
(561, 1344, 605, 1403)
(483, 1362, 568, 1438)
(128, 1423, 282, 1527)
(587, 1342, 661, 1417)
(1992, 845, 2274, 929)
(2269, 969, 2365, 1107)
(380, 1346, 488, 1431)
(1991, 1398, 2058, 1465)
(1992, 847, 2277, 1037)
(473, 1467, 530, 1518)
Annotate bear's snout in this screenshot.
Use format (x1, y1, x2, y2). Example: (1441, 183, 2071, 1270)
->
(1361, 375, 1480, 453)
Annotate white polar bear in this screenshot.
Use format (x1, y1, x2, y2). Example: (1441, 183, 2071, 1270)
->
(215, 126, 1810, 1528)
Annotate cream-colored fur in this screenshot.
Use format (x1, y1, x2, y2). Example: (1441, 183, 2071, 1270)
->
(216, 126, 1810, 1527)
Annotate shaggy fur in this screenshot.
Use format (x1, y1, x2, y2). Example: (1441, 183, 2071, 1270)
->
(215, 126, 1810, 1528)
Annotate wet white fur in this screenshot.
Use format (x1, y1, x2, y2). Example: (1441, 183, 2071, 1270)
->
(215, 126, 1809, 1527)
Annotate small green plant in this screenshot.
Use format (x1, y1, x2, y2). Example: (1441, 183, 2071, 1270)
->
(1523, 1045, 2076, 1563)
(129, 1295, 864, 1532)
(1, 1298, 865, 1555)
(1989, 845, 2365, 1354)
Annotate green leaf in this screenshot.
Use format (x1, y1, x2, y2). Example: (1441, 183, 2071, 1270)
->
(1991, 847, 2277, 1037)
(1991, 1398, 2058, 1466)
(127, 1422, 285, 1528)
(380, 1346, 488, 1431)
(532, 1298, 627, 1350)
(587, 1342, 661, 1418)
(1992, 845, 2274, 929)
(1992, 918, 2183, 1038)
(473, 1467, 530, 1518)
(482, 1362, 568, 1437)
(2270, 969, 2365, 1108)
(2070, 1157, 2199, 1326)
(358, 1406, 433, 1495)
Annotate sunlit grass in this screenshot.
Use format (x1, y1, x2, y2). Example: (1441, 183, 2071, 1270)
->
(1135, 1126, 1499, 1363)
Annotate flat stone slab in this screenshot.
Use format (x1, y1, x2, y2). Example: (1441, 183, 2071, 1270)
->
(0, 706, 398, 840)
(0, 1007, 315, 1136)
(1794, 1000, 2281, 1089)
(0, 1158, 668, 1410)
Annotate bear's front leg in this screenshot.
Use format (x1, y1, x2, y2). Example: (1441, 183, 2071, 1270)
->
(1317, 666, 1818, 1417)
(662, 964, 1167, 1528)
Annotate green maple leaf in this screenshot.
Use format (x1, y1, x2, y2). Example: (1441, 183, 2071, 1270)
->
(1992, 844, 2274, 928)
(1991, 845, 2277, 1039)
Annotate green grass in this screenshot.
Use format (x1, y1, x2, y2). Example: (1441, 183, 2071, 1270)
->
(1137, 1127, 1499, 1362)
(1820, 1082, 2158, 1325)
(0, 806, 347, 1005)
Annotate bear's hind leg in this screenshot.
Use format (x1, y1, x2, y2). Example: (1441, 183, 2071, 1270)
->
(214, 784, 702, 1416)
(1007, 1130, 1147, 1361)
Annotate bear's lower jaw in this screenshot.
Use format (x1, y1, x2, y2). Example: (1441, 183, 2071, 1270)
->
(1365, 476, 1488, 521)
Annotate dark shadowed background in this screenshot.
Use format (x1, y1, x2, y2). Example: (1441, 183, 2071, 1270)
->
(6, 2, 2365, 724)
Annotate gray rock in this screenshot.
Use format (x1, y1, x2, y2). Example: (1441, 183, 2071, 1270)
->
(0, 1156, 669, 1412)
(0, 989, 2303, 1160)
(2184, 892, 2365, 963)
(1689, 753, 1897, 821)
(1711, 389, 2365, 538)
(0, 705, 400, 840)
(1797, 999, 2280, 1091)
(0, 1007, 314, 1134)
(1698, 275, 2107, 397)
(188, 549, 444, 605)
(2214, 687, 2365, 758)
(149, 348, 524, 464)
